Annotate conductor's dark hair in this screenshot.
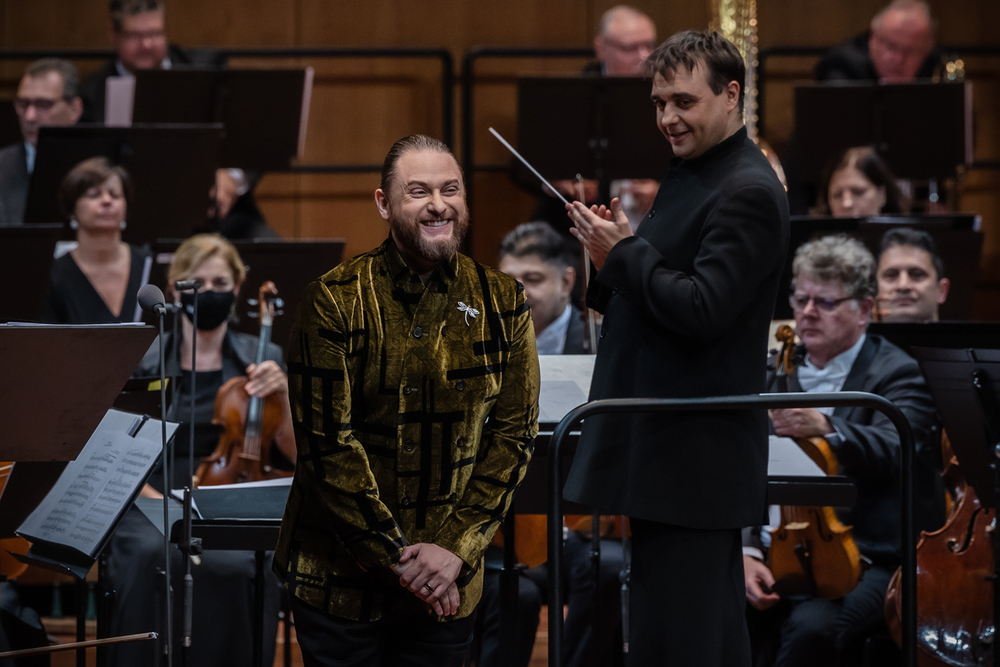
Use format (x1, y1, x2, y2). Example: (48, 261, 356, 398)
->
(380, 134, 462, 193)
(110, 0, 164, 32)
(880, 227, 945, 280)
(817, 146, 909, 215)
(23, 59, 79, 101)
(499, 221, 575, 269)
(59, 157, 133, 220)
(645, 30, 746, 113)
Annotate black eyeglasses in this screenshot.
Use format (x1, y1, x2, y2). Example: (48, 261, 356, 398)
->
(789, 294, 854, 312)
(13, 97, 62, 113)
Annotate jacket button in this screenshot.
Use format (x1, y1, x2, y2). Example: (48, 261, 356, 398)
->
(400, 496, 411, 506)
(449, 493, 458, 502)
(413, 327, 423, 339)
(404, 440, 415, 452)
(403, 386, 412, 395)
(457, 437, 467, 447)
(456, 381, 465, 391)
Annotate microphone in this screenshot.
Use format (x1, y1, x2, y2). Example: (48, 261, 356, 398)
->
(138, 284, 166, 315)
(174, 279, 202, 291)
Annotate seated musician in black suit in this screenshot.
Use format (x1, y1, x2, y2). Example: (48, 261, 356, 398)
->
(815, 0, 939, 83)
(79, 0, 226, 123)
(0, 58, 82, 227)
(876, 227, 950, 323)
(745, 234, 944, 666)
(475, 221, 621, 667)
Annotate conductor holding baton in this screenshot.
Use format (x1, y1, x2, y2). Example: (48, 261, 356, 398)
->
(563, 30, 790, 666)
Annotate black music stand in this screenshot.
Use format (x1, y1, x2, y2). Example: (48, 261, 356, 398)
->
(793, 81, 972, 183)
(911, 343, 1000, 666)
(0, 224, 62, 322)
(131, 69, 312, 171)
(517, 77, 671, 196)
(24, 124, 223, 244)
(774, 217, 983, 320)
(148, 239, 345, 350)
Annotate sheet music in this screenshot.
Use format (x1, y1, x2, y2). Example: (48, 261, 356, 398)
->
(767, 436, 825, 477)
(18, 410, 170, 557)
(538, 355, 595, 424)
(105, 76, 135, 126)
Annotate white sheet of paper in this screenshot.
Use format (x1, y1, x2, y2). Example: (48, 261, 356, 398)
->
(538, 355, 595, 425)
(767, 435, 825, 477)
(105, 76, 135, 127)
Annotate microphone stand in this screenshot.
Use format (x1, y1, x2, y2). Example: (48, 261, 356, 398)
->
(174, 281, 202, 665)
(153, 298, 174, 667)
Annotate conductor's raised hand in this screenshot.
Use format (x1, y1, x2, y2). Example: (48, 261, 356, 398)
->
(566, 197, 633, 270)
(395, 543, 463, 610)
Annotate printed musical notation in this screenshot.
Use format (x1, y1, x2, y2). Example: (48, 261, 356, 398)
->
(18, 410, 169, 557)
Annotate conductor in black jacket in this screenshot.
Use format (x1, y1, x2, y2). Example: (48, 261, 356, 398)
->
(564, 30, 790, 667)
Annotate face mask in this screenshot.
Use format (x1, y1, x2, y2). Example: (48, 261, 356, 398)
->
(180, 289, 236, 331)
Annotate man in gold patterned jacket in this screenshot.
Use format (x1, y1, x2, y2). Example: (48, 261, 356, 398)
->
(274, 134, 540, 666)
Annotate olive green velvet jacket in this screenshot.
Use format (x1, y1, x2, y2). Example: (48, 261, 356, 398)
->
(274, 238, 539, 622)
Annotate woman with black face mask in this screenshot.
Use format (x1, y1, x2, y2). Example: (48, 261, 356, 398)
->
(108, 233, 295, 667)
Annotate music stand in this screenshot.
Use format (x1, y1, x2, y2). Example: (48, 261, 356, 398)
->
(148, 239, 345, 350)
(24, 124, 223, 244)
(517, 77, 671, 187)
(131, 68, 313, 171)
(794, 81, 972, 183)
(774, 217, 983, 320)
(0, 224, 62, 322)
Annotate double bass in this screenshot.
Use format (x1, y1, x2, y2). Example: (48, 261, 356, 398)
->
(195, 281, 295, 487)
(767, 325, 864, 599)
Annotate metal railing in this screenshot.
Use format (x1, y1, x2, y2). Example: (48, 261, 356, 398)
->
(0, 46, 454, 173)
(545, 392, 919, 667)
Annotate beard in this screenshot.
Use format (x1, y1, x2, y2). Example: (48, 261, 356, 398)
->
(388, 205, 470, 265)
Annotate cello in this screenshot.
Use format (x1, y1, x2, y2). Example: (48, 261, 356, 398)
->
(883, 434, 995, 666)
(195, 281, 295, 487)
(767, 325, 864, 599)
(0, 462, 29, 580)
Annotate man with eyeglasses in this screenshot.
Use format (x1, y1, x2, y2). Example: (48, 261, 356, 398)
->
(79, 0, 225, 123)
(816, 0, 939, 83)
(0, 59, 82, 227)
(743, 234, 944, 666)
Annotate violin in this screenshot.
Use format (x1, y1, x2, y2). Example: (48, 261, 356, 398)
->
(0, 463, 30, 580)
(884, 433, 995, 666)
(767, 325, 864, 599)
(195, 281, 295, 487)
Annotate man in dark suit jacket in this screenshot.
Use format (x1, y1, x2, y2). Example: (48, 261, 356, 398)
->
(79, 0, 226, 123)
(564, 30, 790, 667)
(0, 59, 82, 227)
(499, 221, 595, 355)
(815, 0, 938, 83)
(744, 234, 943, 666)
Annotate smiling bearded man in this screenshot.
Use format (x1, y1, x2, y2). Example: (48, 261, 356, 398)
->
(274, 134, 539, 667)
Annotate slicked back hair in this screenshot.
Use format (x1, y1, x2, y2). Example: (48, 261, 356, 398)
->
(379, 134, 461, 193)
(644, 30, 746, 113)
(23, 58, 79, 101)
(499, 221, 575, 270)
(791, 234, 877, 301)
(879, 227, 944, 280)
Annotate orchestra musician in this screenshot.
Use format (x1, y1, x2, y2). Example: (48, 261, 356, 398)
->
(272, 135, 539, 666)
(106, 233, 293, 666)
(44, 157, 151, 324)
(815, 146, 909, 218)
(0, 58, 82, 227)
(563, 30, 789, 666)
(745, 234, 944, 666)
(476, 221, 621, 667)
(876, 227, 950, 323)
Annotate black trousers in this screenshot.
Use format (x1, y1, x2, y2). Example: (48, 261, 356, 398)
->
(290, 596, 477, 667)
(748, 565, 893, 667)
(628, 519, 750, 667)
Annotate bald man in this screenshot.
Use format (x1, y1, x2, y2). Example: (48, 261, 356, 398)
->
(816, 0, 938, 82)
(592, 5, 658, 77)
